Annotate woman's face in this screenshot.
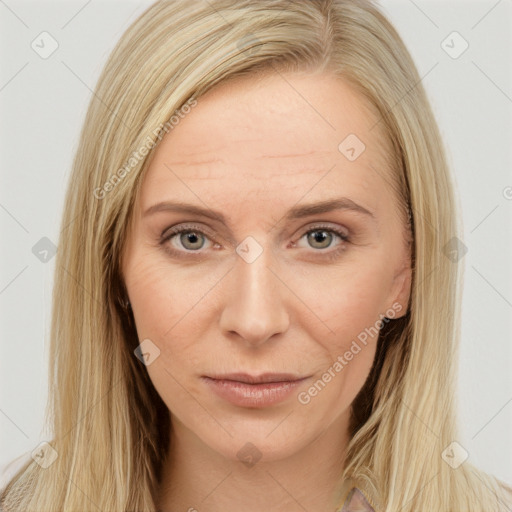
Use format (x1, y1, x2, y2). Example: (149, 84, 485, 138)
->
(122, 71, 412, 463)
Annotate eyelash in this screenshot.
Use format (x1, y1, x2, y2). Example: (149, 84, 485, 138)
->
(159, 223, 351, 262)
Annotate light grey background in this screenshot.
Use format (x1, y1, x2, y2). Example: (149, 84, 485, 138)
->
(1, 0, 511, 486)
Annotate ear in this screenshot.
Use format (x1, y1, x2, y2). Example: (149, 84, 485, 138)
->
(386, 253, 412, 319)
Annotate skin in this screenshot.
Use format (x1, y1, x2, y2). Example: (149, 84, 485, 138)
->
(121, 70, 412, 512)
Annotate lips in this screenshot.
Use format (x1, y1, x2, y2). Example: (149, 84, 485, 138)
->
(205, 372, 306, 384)
(201, 372, 310, 408)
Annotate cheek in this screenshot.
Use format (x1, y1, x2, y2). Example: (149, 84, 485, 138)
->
(124, 257, 225, 396)
(291, 258, 394, 350)
(124, 260, 209, 414)
(127, 264, 170, 339)
(126, 256, 224, 341)
(280, 262, 390, 410)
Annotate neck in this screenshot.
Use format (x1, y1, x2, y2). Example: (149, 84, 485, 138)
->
(156, 411, 351, 512)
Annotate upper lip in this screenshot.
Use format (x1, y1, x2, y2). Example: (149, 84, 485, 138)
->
(204, 373, 308, 384)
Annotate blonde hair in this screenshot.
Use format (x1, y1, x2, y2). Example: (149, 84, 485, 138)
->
(1, 1, 511, 510)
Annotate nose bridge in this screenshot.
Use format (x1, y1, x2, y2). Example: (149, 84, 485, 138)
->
(218, 236, 289, 345)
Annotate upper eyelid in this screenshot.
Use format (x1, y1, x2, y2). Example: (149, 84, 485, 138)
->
(161, 223, 216, 241)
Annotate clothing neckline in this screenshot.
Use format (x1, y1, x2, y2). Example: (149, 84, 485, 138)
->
(338, 486, 376, 511)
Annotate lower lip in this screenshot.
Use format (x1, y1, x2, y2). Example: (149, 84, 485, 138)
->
(202, 377, 308, 408)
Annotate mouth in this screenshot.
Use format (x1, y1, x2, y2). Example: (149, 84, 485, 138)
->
(201, 373, 310, 408)
(205, 372, 308, 384)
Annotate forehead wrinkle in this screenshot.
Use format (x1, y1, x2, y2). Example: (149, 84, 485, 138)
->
(158, 161, 338, 181)
(165, 148, 333, 166)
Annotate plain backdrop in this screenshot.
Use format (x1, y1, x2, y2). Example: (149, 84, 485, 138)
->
(1, 0, 511, 487)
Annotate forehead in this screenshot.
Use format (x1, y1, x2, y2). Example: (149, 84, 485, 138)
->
(139, 72, 395, 216)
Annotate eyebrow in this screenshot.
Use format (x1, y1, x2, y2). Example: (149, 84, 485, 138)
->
(143, 197, 376, 225)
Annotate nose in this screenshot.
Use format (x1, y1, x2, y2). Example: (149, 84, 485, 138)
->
(218, 241, 290, 347)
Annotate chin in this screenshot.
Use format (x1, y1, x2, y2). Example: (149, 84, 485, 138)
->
(214, 432, 306, 465)
(188, 413, 319, 465)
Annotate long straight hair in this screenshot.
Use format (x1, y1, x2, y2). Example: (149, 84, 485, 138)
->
(1, 1, 511, 510)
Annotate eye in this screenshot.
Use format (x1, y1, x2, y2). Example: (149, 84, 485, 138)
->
(160, 223, 217, 256)
(294, 224, 350, 250)
(305, 228, 346, 249)
(289, 224, 351, 262)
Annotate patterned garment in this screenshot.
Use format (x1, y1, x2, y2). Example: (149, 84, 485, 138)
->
(339, 487, 376, 512)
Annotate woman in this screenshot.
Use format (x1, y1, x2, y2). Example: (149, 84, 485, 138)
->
(1, 0, 510, 511)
